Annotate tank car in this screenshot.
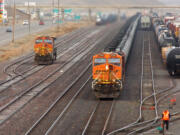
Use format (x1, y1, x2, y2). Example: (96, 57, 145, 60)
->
(34, 36, 57, 65)
(158, 31, 174, 48)
(166, 47, 180, 76)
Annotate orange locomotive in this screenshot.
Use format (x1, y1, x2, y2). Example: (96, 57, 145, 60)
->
(92, 52, 125, 98)
(34, 36, 57, 64)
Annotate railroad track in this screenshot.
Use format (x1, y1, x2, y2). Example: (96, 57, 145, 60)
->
(0, 24, 114, 127)
(0, 27, 95, 87)
(1, 25, 95, 84)
(139, 31, 158, 122)
(0, 26, 100, 94)
(25, 66, 92, 135)
(105, 30, 178, 135)
(81, 100, 115, 135)
(23, 22, 125, 135)
(126, 30, 159, 135)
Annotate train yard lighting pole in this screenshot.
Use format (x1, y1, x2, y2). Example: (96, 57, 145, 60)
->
(12, 0, 16, 43)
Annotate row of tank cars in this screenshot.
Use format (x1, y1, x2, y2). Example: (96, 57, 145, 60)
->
(152, 13, 180, 76)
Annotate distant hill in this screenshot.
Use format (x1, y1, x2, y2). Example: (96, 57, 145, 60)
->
(8, 0, 163, 6)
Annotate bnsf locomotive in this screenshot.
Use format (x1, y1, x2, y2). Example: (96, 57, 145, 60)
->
(92, 15, 139, 98)
(34, 36, 57, 65)
(92, 52, 125, 98)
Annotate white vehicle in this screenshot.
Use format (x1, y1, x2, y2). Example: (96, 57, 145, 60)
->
(23, 20, 29, 25)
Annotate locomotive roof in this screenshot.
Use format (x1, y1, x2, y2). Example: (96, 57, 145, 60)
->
(36, 36, 53, 39)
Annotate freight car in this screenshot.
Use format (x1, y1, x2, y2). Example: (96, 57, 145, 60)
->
(34, 36, 57, 65)
(140, 15, 151, 30)
(158, 31, 175, 48)
(166, 47, 180, 76)
(152, 14, 180, 76)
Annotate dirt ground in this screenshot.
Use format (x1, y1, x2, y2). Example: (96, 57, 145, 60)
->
(0, 21, 92, 62)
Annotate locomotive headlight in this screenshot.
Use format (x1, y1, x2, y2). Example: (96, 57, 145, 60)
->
(106, 65, 109, 70)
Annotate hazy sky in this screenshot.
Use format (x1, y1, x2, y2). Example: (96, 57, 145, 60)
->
(5, 0, 180, 5)
(159, 0, 180, 5)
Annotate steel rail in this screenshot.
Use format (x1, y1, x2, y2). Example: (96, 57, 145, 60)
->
(81, 100, 115, 135)
(25, 63, 92, 135)
(106, 78, 175, 135)
(45, 76, 92, 135)
(81, 102, 100, 135)
(126, 88, 180, 134)
(148, 32, 158, 121)
(101, 100, 115, 135)
(126, 31, 158, 135)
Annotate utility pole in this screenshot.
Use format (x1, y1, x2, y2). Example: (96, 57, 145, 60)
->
(58, 0, 60, 29)
(28, 0, 31, 34)
(88, 8, 92, 22)
(12, 0, 16, 43)
(61, 8, 64, 22)
(52, 0, 54, 24)
(118, 8, 120, 20)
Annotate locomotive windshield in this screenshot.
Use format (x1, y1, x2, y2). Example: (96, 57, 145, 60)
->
(36, 39, 43, 43)
(94, 58, 106, 66)
(44, 39, 53, 44)
(108, 58, 120, 66)
(108, 58, 120, 63)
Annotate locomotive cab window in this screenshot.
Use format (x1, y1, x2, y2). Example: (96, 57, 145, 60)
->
(94, 58, 106, 66)
(36, 39, 43, 44)
(44, 39, 53, 44)
(108, 58, 120, 66)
